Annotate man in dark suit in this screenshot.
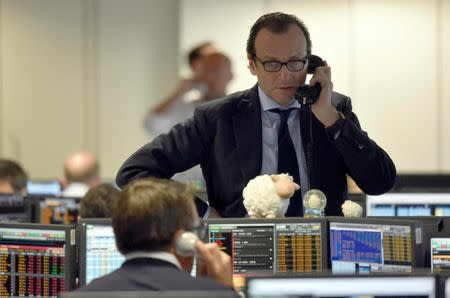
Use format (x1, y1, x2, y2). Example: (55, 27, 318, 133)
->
(116, 12, 396, 217)
(77, 178, 236, 294)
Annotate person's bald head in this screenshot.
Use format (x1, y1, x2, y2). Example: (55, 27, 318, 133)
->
(200, 52, 233, 100)
(63, 150, 100, 187)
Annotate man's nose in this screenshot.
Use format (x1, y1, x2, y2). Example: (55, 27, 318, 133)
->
(279, 64, 292, 80)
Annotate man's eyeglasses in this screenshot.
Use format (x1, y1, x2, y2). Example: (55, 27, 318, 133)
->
(188, 222, 208, 240)
(253, 55, 308, 72)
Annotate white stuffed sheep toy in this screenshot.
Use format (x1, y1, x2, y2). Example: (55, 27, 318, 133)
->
(242, 174, 300, 218)
(341, 200, 363, 217)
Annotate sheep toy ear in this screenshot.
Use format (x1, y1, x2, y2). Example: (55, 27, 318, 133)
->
(270, 174, 300, 198)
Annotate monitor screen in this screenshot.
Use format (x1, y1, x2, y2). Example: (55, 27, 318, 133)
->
(25, 196, 81, 224)
(206, 218, 326, 288)
(0, 223, 76, 297)
(246, 275, 436, 298)
(26, 181, 61, 196)
(329, 219, 414, 274)
(78, 219, 125, 286)
(0, 194, 27, 223)
(431, 237, 450, 272)
(38, 197, 80, 224)
(367, 192, 450, 216)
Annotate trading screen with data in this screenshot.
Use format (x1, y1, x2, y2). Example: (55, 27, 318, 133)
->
(81, 223, 125, 285)
(0, 226, 70, 297)
(431, 237, 450, 272)
(208, 221, 324, 277)
(330, 221, 413, 273)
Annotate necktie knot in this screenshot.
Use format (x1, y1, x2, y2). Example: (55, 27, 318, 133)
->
(268, 108, 297, 125)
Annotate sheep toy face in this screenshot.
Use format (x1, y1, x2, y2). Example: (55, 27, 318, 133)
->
(242, 174, 300, 218)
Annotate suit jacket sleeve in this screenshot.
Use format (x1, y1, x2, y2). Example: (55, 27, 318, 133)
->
(326, 100, 396, 195)
(116, 108, 211, 188)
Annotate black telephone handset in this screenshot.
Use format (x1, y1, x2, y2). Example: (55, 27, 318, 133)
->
(296, 55, 325, 105)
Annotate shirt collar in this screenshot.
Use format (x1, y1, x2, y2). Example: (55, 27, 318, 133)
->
(125, 251, 182, 270)
(258, 86, 301, 112)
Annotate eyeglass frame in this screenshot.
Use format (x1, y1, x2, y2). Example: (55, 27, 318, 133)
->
(188, 222, 208, 241)
(252, 55, 309, 72)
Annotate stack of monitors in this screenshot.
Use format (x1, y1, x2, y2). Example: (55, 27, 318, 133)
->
(0, 223, 76, 297)
(78, 219, 125, 286)
(25, 196, 81, 224)
(206, 218, 326, 288)
(366, 192, 450, 216)
(0, 194, 27, 223)
(431, 237, 450, 272)
(329, 218, 415, 274)
(26, 181, 61, 196)
(246, 274, 436, 298)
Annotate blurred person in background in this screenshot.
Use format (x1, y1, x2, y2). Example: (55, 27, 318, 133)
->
(144, 42, 233, 137)
(79, 183, 120, 218)
(0, 159, 28, 195)
(61, 150, 100, 197)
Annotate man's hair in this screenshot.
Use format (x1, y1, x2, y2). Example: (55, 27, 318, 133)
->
(246, 12, 312, 58)
(187, 41, 213, 66)
(113, 178, 195, 254)
(79, 183, 120, 218)
(0, 159, 28, 193)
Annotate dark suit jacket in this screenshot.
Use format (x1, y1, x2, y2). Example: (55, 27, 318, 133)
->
(78, 258, 236, 292)
(116, 85, 396, 217)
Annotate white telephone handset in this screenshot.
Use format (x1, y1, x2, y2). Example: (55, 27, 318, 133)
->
(175, 231, 199, 256)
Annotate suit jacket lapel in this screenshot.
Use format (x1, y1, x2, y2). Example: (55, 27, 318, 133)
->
(232, 85, 262, 183)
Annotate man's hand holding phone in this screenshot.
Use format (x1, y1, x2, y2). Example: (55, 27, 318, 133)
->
(195, 241, 233, 287)
(309, 60, 340, 127)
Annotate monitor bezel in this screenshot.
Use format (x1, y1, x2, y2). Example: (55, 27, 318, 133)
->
(327, 216, 417, 271)
(246, 272, 437, 297)
(0, 222, 77, 292)
(204, 217, 328, 273)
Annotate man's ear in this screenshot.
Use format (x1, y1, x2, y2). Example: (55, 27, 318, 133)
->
(247, 54, 257, 76)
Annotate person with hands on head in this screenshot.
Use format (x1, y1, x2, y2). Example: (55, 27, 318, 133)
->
(76, 177, 236, 295)
(117, 12, 396, 218)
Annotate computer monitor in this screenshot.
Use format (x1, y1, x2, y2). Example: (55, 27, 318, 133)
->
(369, 216, 441, 268)
(0, 222, 76, 296)
(26, 180, 61, 196)
(0, 193, 27, 223)
(24, 196, 81, 224)
(206, 218, 327, 289)
(246, 274, 436, 298)
(393, 173, 450, 191)
(366, 192, 450, 216)
(78, 218, 125, 286)
(328, 217, 416, 274)
(431, 236, 450, 272)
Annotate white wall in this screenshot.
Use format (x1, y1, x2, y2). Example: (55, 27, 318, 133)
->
(1, 0, 449, 180)
(0, 0, 178, 179)
(1, 0, 85, 177)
